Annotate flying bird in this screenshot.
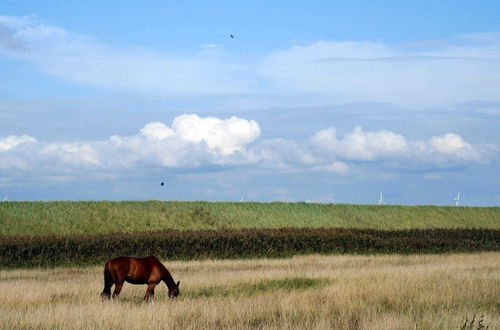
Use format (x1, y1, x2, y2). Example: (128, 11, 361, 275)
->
(230, 34, 234, 38)
(160, 182, 165, 186)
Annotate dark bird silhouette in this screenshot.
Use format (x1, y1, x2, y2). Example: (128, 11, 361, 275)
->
(160, 182, 165, 186)
(230, 34, 234, 39)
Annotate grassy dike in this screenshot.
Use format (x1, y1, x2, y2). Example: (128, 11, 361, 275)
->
(1, 201, 498, 268)
(1, 201, 499, 236)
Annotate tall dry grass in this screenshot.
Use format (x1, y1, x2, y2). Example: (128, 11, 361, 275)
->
(0, 253, 498, 329)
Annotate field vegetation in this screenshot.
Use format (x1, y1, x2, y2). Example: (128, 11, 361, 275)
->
(2, 228, 498, 268)
(0, 253, 498, 329)
(1, 201, 499, 236)
(1, 201, 498, 328)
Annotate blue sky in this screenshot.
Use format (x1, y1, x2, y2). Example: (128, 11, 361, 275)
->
(1, 1, 500, 205)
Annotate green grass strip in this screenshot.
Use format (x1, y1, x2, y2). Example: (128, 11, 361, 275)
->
(188, 277, 330, 298)
(1, 201, 499, 236)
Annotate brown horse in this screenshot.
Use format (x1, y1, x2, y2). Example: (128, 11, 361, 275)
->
(101, 256, 180, 301)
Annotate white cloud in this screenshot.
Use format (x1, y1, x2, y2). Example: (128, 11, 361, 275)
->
(0, 116, 496, 177)
(311, 126, 409, 161)
(0, 15, 256, 95)
(2, 15, 500, 108)
(172, 114, 260, 155)
(310, 126, 494, 166)
(409, 133, 488, 163)
(429, 133, 479, 159)
(104, 114, 261, 168)
(260, 37, 500, 107)
(39, 142, 100, 167)
(140, 122, 175, 142)
(0, 114, 261, 172)
(0, 134, 37, 151)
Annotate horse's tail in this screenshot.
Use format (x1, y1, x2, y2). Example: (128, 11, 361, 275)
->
(101, 261, 113, 299)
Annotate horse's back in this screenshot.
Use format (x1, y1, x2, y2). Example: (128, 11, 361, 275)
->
(108, 256, 157, 264)
(107, 256, 133, 268)
(106, 257, 132, 279)
(105, 256, 161, 284)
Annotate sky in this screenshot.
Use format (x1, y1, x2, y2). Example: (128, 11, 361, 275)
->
(1, 1, 500, 205)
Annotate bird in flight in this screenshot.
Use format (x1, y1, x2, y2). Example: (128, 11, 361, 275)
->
(160, 182, 165, 186)
(230, 34, 234, 39)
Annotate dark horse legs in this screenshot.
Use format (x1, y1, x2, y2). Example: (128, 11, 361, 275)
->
(100, 266, 114, 300)
(100, 262, 125, 300)
(112, 281, 124, 298)
(101, 280, 157, 302)
(100, 281, 125, 300)
(144, 282, 157, 301)
(101, 281, 157, 302)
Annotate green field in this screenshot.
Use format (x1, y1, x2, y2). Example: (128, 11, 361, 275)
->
(1, 201, 499, 236)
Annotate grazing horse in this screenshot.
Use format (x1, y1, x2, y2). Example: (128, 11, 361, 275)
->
(101, 256, 180, 301)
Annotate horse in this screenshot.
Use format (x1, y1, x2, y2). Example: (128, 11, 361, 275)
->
(101, 256, 180, 301)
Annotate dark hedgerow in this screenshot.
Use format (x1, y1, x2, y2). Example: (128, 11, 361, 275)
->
(0, 228, 499, 268)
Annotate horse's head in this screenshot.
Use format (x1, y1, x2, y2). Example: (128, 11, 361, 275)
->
(168, 280, 180, 299)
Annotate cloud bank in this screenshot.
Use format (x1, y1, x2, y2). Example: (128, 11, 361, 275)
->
(0, 114, 496, 179)
(0, 114, 261, 173)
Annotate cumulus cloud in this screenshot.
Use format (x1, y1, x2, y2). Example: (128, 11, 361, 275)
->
(432, 134, 478, 157)
(106, 114, 261, 168)
(415, 133, 481, 161)
(139, 122, 175, 142)
(0, 114, 261, 172)
(0, 115, 497, 178)
(39, 142, 100, 167)
(311, 126, 409, 161)
(309, 126, 494, 166)
(172, 114, 260, 155)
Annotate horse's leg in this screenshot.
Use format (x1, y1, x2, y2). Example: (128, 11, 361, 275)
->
(101, 263, 114, 300)
(144, 283, 157, 302)
(101, 284, 113, 300)
(112, 281, 124, 299)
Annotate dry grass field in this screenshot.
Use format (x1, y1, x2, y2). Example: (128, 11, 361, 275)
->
(0, 253, 498, 329)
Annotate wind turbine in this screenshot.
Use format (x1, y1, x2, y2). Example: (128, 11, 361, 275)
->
(378, 191, 386, 205)
(454, 192, 460, 206)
